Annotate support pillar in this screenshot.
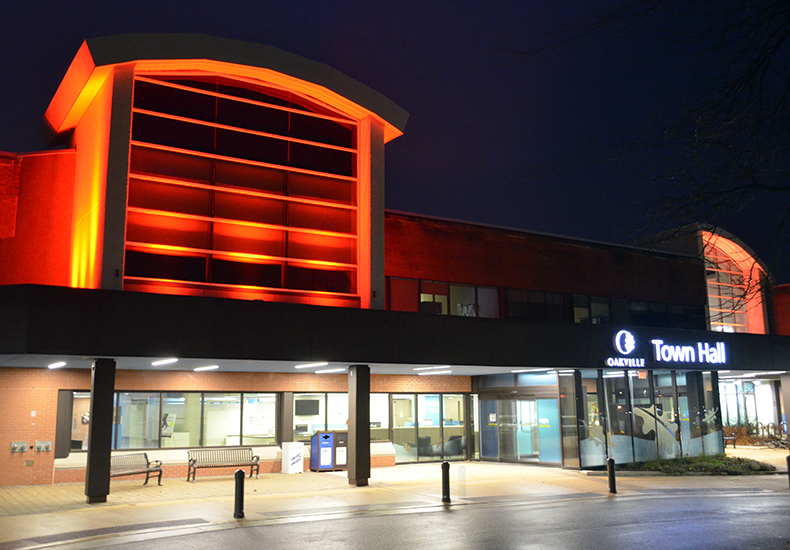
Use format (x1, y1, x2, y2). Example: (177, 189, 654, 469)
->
(85, 358, 116, 504)
(348, 365, 370, 486)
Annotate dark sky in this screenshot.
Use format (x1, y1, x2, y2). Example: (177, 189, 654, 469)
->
(1, 2, 782, 279)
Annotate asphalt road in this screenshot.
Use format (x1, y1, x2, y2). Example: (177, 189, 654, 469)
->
(73, 490, 790, 550)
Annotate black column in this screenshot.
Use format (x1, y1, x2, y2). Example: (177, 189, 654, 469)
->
(85, 358, 117, 504)
(348, 365, 370, 486)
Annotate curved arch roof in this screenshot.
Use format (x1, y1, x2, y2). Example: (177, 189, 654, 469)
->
(43, 33, 408, 144)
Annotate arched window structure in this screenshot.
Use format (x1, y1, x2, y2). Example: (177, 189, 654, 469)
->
(123, 74, 361, 305)
(701, 230, 767, 334)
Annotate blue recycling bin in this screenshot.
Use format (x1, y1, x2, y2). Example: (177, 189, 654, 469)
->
(310, 431, 347, 471)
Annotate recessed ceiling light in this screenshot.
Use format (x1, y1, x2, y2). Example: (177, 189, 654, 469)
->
(295, 362, 329, 369)
(152, 358, 178, 366)
(418, 370, 452, 376)
(194, 365, 219, 372)
(511, 368, 551, 373)
(413, 366, 451, 371)
(48, 362, 67, 369)
(316, 368, 347, 374)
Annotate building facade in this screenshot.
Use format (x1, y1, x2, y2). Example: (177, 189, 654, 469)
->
(1, 34, 789, 496)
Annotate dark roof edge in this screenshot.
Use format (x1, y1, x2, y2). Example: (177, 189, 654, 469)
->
(85, 33, 409, 133)
(385, 210, 703, 262)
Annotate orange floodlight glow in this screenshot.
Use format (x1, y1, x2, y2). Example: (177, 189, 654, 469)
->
(45, 38, 403, 306)
(701, 230, 767, 334)
(68, 70, 112, 288)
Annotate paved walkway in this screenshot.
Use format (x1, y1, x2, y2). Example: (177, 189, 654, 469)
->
(0, 447, 788, 549)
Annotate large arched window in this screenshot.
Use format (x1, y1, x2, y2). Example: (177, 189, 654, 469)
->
(702, 231, 767, 334)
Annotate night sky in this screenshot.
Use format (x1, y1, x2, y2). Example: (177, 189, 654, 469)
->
(1, 2, 782, 279)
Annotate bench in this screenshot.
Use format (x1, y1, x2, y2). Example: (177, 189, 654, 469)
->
(110, 453, 162, 485)
(723, 434, 736, 448)
(187, 447, 260, 482)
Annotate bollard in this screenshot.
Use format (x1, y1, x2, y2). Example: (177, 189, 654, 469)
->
(607, 457, 617, 494)
(441, 461, 451, 504)
(234, 469, 245, 519)
(786, 456, 790, 490)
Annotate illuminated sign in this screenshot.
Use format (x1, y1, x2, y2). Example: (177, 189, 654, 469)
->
(651, 340, 726, 365)
(607, 330, 645, 367)
(613, 330, 636, 355)
(606, 330, 728, 367)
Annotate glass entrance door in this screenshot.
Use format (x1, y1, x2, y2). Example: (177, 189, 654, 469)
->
(498, 399, 538, 462)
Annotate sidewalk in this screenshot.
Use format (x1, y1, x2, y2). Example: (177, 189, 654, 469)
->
(0, 448, 788, 549)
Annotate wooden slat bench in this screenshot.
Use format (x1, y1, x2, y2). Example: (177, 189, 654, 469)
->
(110, 453, 163, 485)
(723, 434, 736, 448)
(187, 447, 260, 482)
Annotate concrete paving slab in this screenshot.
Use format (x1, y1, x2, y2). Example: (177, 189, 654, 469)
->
(0, 453, 788, 549)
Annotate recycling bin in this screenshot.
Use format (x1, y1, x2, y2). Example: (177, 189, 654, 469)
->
(310, 431, 347, 471)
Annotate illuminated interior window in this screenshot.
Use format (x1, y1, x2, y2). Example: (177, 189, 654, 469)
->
(705, 245, 748, 332)
(702, 231, 766, 334)
(124, 75, 359, 302)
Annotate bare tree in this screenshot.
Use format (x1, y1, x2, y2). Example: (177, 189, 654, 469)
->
(512, 0, 790, 325)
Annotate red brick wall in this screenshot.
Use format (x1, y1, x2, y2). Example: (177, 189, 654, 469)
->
(0, 368, 88, 486)
(0, 367, 468, 486)
(773, 284, 790, 336)
(0, 151, 75, 286)
(385, 212, 707, 305)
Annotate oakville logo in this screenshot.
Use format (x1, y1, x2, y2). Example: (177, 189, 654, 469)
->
(607, 330, 645, 367)
(614, 330, 636, 355)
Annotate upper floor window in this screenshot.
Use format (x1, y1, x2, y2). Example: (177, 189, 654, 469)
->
(125, 75, 360, 303)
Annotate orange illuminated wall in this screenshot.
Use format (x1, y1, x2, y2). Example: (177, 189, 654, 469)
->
(701, 230, 767, 334)
(772, 284, 790, 336)
(39, 35, 407, 307)
(0, 151, 76, 286)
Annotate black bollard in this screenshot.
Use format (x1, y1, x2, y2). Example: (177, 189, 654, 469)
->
(786, 456, 790, 490)
(607, 457, 617, 494)
(234, 469, 245, 519)
(441, 461, 451, 504)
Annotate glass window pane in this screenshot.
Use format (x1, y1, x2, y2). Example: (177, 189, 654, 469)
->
(442, 394, 466, 459)
(115, 392, 161, 449)
(294, 393, 325, 442)
(203, 393, 241, 446)
(579, 370, 606, 468)
(243, 393, 277, 446)
(629, 372, 657, 462)
(450, 285, 477, 317)
(590, 297, 610, 325)
(327, 393, 349, 430)
(162, 392, 201, 447)
(702, 372, 724, 455)
(603, 370, 634, 464)
(392, 394, 417, 462)
(559, 372, 580, 468)
(370, 393, 390, 441)
(418, 394, 442, 461)
(573, 295, 590, 323)
(653, 370, 680, 459)
(71, 392, 91, 451)
(420, 281, 448, 315)
(477, 286, 500, 318)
